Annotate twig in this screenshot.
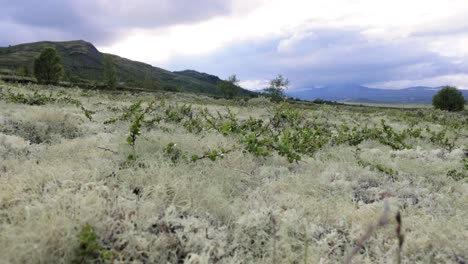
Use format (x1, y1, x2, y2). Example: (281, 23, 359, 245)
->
(343, 200, 390, 264)
(327, 243, 341, 257)
(270, 212, 277, 264)
(396, 211, 405, 264)
(191, 148, 235, 162)
(97, 147, 118, 154)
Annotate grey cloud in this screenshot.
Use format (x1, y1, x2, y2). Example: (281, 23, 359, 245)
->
(0, 0, 233, 45)
(164, 28, 466, 89)
(1, 0, 80, 28)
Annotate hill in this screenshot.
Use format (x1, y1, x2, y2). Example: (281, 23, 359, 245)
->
(0, 40, 254, 96)
(288, 84, 468, 104)
(173, 70, 222, 85)
(173, 70, 254, 96)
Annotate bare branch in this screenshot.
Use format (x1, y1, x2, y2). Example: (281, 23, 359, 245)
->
(343, 200, 390, 264)
(396, 211, 405, 264)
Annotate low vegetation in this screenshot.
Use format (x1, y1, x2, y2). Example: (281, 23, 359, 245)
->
(0, 82, 467, 263)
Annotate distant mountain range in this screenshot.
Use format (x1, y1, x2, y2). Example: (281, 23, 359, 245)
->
(0, 40, 254, 96)
(288, 84, 468, 104)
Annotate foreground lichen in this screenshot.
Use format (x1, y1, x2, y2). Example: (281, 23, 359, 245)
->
(0, 83, 467, 263)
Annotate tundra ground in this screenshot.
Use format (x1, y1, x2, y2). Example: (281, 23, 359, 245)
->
(0, 83, 467, 263)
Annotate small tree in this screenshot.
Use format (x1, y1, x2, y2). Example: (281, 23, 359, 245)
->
(103, 55, 117, 89)
(432, 86, 465, 111)
(264, 74, 289, 102)
(33, 47, 63, 85)
(218, 74, 240, 99)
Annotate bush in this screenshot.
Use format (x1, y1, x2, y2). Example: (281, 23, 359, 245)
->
(33, 47, 63, 85)
(432, 86, 465, 111)
(263, 74, 289, 102)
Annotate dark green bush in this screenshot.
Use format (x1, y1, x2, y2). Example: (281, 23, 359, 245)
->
(432, 86, 465, 111)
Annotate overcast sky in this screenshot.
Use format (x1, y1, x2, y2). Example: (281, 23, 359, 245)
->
(2, 0, 468, 90)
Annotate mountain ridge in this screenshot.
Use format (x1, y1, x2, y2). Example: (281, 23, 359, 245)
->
(2, 40, 466, 103)
(288, 84, 468, 104)
(0, 40, 254, 96)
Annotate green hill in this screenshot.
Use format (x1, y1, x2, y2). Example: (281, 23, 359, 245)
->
(0, 40, 254, 96)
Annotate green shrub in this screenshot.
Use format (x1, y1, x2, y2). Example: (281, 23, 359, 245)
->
(432, 86, 465, 111)
(74, 224, 112, 264)
(164, 142, 184, 163)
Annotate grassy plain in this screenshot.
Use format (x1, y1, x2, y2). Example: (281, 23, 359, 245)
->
(0, 82, 467, 263)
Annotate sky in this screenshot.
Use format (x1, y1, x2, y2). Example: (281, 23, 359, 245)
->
(1, 0, 468, 90)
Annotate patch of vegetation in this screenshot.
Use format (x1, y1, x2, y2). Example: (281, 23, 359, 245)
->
(447, 157, 468, 181)
(312, 98, 344, 105)
(74, 224, 113, 264)
(354, 147, 399, 178)
(103, 99, 463, 164)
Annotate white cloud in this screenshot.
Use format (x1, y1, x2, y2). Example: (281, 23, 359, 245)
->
(98, 0, 468, 66)
(277, 31, 317, 53)
(239, 79, 270, 90)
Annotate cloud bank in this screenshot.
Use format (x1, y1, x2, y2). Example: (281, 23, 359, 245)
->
(0, 0, 236, 45)
(2, 0, 468, 89)
(165, 28, 466, 90)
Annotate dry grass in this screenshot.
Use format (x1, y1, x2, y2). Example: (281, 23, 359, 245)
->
(0, 83, 467, 263)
